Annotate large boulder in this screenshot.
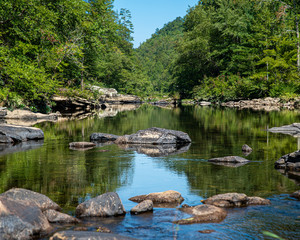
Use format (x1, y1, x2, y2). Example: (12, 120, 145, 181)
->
(0, 124, 44, 143)
(0, 196, 52, 238)
(50, 231, 137, 240)
(275, 151, 300, 171)
(173, 204, 227, 225)
(75, 192, 126, 218)
(115, 127, 191, 145)
(4, 109, 59, 121)
(208, 156, 250, 164)
(0, 188, 61, 211)
(203, 193, 270, 207)
(90, 133, 120, 142)
(129, 190, 184, 205)
(43, 209, 80, 223)
(130, 200, 153, 215)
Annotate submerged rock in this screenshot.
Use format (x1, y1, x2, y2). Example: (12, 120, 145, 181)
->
(130, 200, 153, 215)
(115, 127, 191, 145)
(275, 150, 300, 171)
(90, 133, 120, 142)
(129, 190, 184, 205)
(117, 143, 191, 157)
(208, 156, 250, 164)
(43, 209, 80, 223)
(50, 231, 137, 240)
(173, 204, 227, 224)
(75, 192, 126, 218)
(0, 188, 61, 211)
(69, 142, 96, 149)
(203, 193, 270, 207)
(290, 190, 300, 200)
(0, 124, 44, 143)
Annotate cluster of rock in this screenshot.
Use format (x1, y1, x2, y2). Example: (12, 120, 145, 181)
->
(221, 97, 300, 111)
(275, 150, 300, 171)
(71, 127, 192, 157)
(0, 186, 273, 239)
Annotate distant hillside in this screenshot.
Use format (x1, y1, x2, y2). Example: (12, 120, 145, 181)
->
(136, 17, 184, 96)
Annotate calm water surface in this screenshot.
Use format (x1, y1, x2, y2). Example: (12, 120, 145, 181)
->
(0, 105, 300, 239)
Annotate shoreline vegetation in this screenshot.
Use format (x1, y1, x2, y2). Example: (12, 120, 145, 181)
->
(1, 0, 299, 114)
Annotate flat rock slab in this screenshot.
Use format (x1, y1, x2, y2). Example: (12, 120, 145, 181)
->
(69, 142, 96, 149)
(290, 190, 300, 200)
(130, 200, 153, 215)
(90, 133, 120, 142)
(1, 188, 61, 211)
(76, 192, 126, 218)
(0, 124, 44, 143)
(115, 127, 191, 145)
(0, 196, 52, 237)
(129, 190, 184, 204)
(4, 109, 59, 120)
(275, 150, 300, 171)
(203, 193, 270, 207)
(173, 204, 227, 224)
(50, 231, 137, 240)
(43, 209, 80, 223)
(208, 156, 250, 163)
(268, 123, 300, 137)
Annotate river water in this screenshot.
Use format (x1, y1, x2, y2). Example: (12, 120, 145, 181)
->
(0, 105, 300, 239)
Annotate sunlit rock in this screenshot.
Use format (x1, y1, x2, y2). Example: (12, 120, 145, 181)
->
(115, 127, 191, 145)
(0, 188, 61, 211)
(268, 123, 300, 137)
(173, 204, 227, 224)
(247, 197, 271, 205)
(0, 124, 44, 143)
(69, 142, 96, 149)
(208, 156, 250, 164)
(75, 192, 126, 218)
(0, 196, 52, 238)
(129, 190, 184, 206)
(130, 200, 153, 215)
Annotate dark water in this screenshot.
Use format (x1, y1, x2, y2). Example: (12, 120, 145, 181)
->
(1, 105, 300, 239)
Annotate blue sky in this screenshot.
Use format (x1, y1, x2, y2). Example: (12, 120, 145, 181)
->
(113, 0, 199, 48)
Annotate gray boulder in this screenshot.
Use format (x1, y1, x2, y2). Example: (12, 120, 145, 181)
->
(173, 204, 227, 224)
(0, 124, 44, 143)
(203, 193, 270, 207)
(90, 133, 120, 142)
(275, 150, 300, 171)
(129, 190, 184, 205)
(130, 200, 153, 215)
(268, 123, 300, 137)
(115, 127, 191, 145)
(50, 231, 137, 240)
(43, 209, 80, 223)
(0, 196, 52, 237)
(208, 156, 250, 164)
(242, 144, 252, 152)
(75, 192, 126, 218)
(1, 188, 61, 211)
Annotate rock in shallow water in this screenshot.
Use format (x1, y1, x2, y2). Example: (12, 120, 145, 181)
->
(129, 190, 184, 205)
(173, 204, 227, 224)
(69, 142, 96, 149)
(43, 209, 80, 223)
(90, 133, 120, 142)
(290, 190, 300, 200)
(275, 150, 300, 171)
(130, 200, 153, 215)
(75, 192, 126, 218)
(115, 127, 191, 145)
(208, 156, 250, 164)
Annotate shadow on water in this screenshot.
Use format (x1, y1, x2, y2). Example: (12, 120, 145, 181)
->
(0, 104, 300, 239)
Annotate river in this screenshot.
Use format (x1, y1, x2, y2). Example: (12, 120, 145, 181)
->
(0, 104, 299, 239)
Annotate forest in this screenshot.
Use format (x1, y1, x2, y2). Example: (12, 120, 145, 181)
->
(0, 0, 299, 111)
